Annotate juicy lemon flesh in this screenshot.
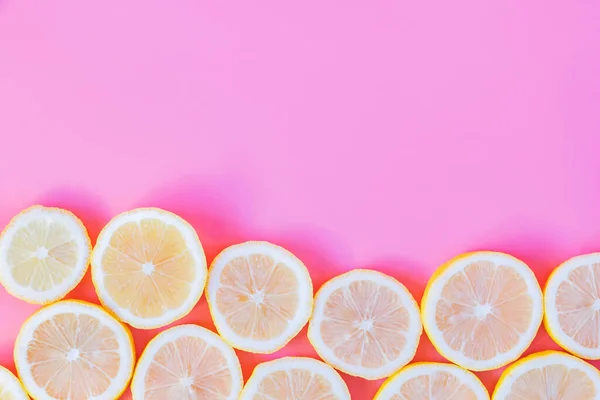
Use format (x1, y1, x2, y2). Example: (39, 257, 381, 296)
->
(102, 219, 196, 318)
(254, 369, 337, 400)
(435, 261, 533, 361)
(0, 389, 17, 400)
(215, 254, 299, 340)
(388, 371, 479, 400)
(555, 264, 600, 349)
(8, 219, 79, 291)
(320, 280, 409, 369)
(0, 384, 18, 400)
(503, 365, 595, 399)
(27, 312, 121, 400)
(143, 336, 233, 399)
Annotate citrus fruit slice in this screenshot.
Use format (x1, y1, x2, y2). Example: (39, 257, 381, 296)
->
(421, 251, 543, 371)
(0, 365, 28, 399)
(0, 205, 92, 304)
(239, 357, 350, 400)
(91, 208, 207, 329)
(131, 324, 243, 400)
(544, 253, 600, 359)
(308, 269, 422, 380)
(492, 350, 600, 399)
(206, 241, 313, 353)
(14, 300, 135, 400)
(374, 362, 489, 400)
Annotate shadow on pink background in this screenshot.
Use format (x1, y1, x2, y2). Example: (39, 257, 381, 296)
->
(1, 1, 599, 398)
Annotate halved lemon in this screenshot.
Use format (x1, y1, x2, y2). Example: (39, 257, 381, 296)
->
(14, 300, 135, 400)
(421, 251, 543, 371)
(308, 269, 422, 380)
(131, 324, 243, 400)
(492, 350, 600, 399)
(0, 365, 28, 399)
(239, 357, 350, 400)
(91, 208, 207, 329)
(0, 205, 92, 304)
(544, 253, 600, 359)
(206, 241, 313, 353)
(374, 362, 489, 400)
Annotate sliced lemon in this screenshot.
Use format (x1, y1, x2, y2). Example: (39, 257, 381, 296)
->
(14, 300, 135, 400)
(91, 208, 207, 329)
(239, 357, 350, 400)
(0, 205, 92, 304)
(308, 269, 422, 380)
(374, 362, 489, 400)
(492, 350, 600, 399)
(0, 365, 28, 399)
(131, 324, 243, 400)
(544, 253, 600, 359)
(206, 241, 313, 353)
(421, 251, 543, 371)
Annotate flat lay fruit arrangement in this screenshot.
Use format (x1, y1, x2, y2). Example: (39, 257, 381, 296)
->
(1, 205, 600, 399)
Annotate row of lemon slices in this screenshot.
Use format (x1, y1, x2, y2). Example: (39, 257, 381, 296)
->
(0, 205, 599, 399)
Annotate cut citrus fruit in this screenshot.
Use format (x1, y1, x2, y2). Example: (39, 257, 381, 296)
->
(308, 269, 422, 380)
(544, 253, 600, 359)
(374, 362, 489, 400)
(131, 324, 243, 400)
(14, 300, 135, 400)
(421, 251, 543, 371)
(0, 205, 92, 304)
(206, 241, 313, 353)
(91, 208, 207, 329)
(492, 350, 600, 399)
(239, 357, 350, 400)
(0, 365, 28, 399)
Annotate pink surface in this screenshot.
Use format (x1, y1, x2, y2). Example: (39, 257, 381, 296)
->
(1, 1, 599, 398)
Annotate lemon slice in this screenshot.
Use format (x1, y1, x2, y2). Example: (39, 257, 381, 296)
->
(91, 208, 207, 329)
(374, 362, 489, 400)
(421, 251, 543, 371)
(239, 357, 350, 400)
(308, 269, 422, 380)
(544, 253, 600, 359)
(14, 300, 135, 400)
(0, 205, 92, 304)
(206, 241, 313, 353)
(0, 365, 28, 399)
(492, 350, 600, 399)
(131, 324, 243, 400)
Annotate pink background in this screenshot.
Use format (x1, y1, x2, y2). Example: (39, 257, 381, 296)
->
(1, 1, 600, 398)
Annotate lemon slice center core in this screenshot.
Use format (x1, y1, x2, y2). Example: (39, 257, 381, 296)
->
(66, 348, 80, 362)
(474, 303, 492, 320)
(34, 247, 49, 260)
(141, 262, 155, 275)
